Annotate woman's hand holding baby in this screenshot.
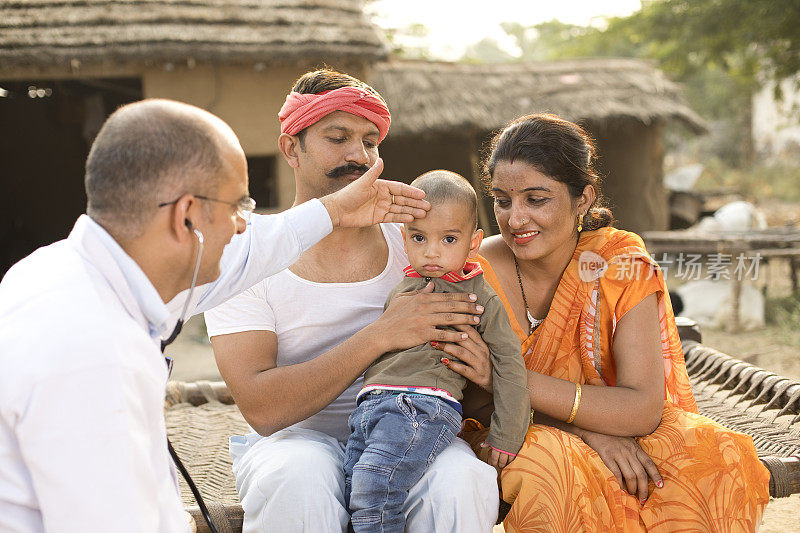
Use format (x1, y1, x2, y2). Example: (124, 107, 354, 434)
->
(436, 324, 494, 393)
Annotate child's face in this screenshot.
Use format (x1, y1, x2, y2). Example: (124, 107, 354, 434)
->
(403, 201, 483, 277)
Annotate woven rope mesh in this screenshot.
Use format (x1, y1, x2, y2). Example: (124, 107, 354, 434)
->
(165, 340, 800, 508)
(165, 400, 249, 507)
(685, 343, 800, 458)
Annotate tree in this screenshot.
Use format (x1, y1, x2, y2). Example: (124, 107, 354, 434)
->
(462, 37, 514, 64)
(499, 1, 799, 89)
(381, 23, 436, 61)
(629, 0, 800, 88)
(619, 0, 799, 163)
(460, 0, 799, 165)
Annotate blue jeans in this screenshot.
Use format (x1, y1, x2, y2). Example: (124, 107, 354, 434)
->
(343, 392, 463, 533)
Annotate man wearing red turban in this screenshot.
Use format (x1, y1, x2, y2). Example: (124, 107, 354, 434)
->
(278, 86, 391, 144)
(206, 70, 499, 532)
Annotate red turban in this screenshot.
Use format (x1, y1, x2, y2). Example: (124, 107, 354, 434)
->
(278, 87, 391, 143)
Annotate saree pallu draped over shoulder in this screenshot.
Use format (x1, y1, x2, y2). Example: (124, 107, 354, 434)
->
(463, 228, 770, 532)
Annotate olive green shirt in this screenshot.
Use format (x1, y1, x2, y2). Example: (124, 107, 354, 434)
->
(364, 273, 530, 455)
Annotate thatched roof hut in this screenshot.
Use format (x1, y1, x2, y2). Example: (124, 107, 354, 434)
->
(0, 0, 388, 71)
(370, 59, 705, 234)
(0, 0, 390, 274)
(0, 2, 704, 270)
(371, 58, 704, 136)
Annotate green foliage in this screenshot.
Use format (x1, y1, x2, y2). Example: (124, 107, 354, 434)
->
(694, 158, 800, 202)
(501, 20, 600, 61)
(477, 19, 642, 62)
(629, 0, 800, 86)
(462, 37, 515, 64)
(677, 66, 753, 165)
(508, 1, 798, 88)
(765, 292, 800, 329)
(382, 23, 436, 60)
(456, 0, 800, 166)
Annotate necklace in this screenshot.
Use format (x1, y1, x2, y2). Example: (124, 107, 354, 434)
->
(514, 256, 544, 334)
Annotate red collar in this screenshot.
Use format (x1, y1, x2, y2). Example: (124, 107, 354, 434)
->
(403, 261, 483, 282)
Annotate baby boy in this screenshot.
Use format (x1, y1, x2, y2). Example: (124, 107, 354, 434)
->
(343, 170, 530, 532)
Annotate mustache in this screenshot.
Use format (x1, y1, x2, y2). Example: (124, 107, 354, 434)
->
(326, 163, 370, 179)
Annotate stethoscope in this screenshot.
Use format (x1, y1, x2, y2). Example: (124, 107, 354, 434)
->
(160, 222, 204, 352)
(161, 223, 222, 533)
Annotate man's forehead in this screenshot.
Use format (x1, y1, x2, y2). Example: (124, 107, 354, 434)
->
(314, 111, 380, 136)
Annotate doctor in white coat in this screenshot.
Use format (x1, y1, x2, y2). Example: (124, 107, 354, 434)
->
(0, 99, 428, 533)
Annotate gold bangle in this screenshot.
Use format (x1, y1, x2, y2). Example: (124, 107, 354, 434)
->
(565, 383, 582, 424)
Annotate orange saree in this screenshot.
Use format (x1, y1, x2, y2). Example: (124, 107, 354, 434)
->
(466, 227, 770, 532)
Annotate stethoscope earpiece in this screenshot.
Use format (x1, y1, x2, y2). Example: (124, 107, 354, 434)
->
(184, 220, 204, 244)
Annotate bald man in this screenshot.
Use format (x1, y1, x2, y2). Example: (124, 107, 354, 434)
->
(0, 99, 428, 532)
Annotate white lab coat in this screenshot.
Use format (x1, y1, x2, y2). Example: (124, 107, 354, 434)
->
(0, 200, 332, 532)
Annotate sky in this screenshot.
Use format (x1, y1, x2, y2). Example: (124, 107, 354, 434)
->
(368, 0, 643, 60)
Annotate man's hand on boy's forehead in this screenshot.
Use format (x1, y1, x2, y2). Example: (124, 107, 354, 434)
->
(320, 158, 430, 228)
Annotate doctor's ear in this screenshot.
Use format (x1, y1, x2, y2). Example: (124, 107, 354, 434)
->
(166, 194, 199, 241)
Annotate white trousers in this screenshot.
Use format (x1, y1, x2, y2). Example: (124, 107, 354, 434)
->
(229, 427, 498, 533)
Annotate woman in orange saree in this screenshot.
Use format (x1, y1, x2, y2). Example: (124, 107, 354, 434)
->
(447, 114, 770, 532)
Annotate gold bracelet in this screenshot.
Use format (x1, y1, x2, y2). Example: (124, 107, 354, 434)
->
(565, 383, 582, 424)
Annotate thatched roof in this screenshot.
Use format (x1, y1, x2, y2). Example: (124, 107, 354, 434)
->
(0, 0, 387, 70)
(369, 59, 706, 137)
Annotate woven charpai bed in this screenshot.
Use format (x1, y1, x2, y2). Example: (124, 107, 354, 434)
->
(165, 322, 800, 532)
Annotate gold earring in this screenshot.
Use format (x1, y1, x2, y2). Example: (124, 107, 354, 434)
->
(577, 213, 583, 233)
